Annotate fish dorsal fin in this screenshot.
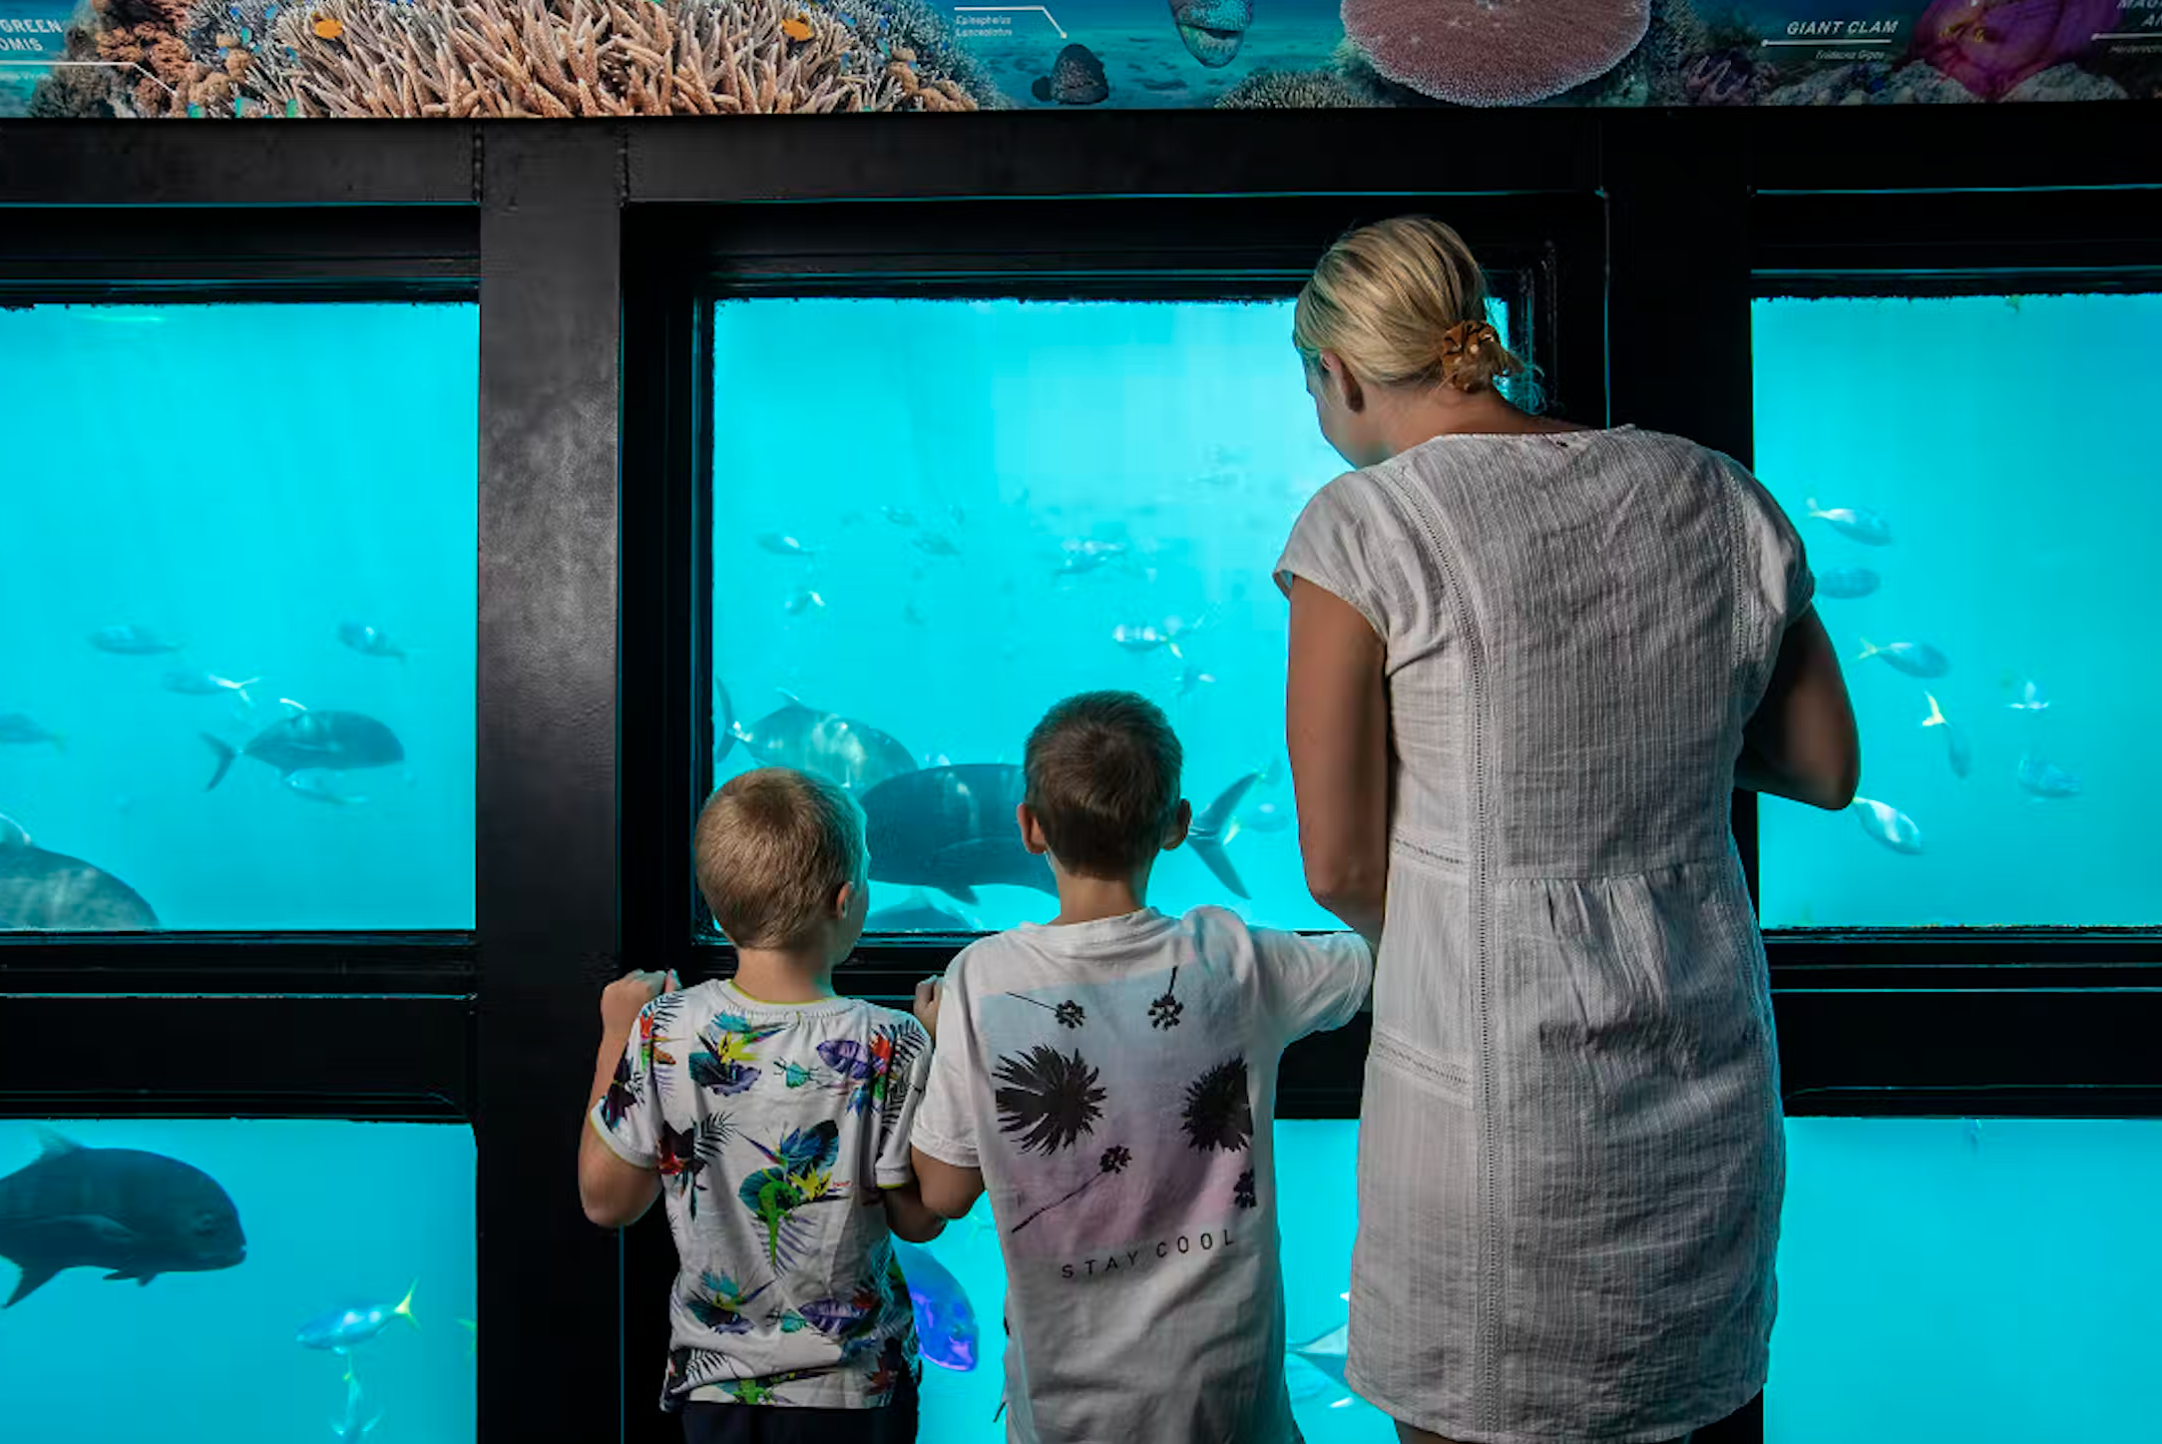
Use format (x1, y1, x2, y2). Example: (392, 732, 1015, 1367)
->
(34, 1126, 81, 1160)
(0, 812, 29, 848)
(776, 689, 811, 711)
(278, 698, 309, 715)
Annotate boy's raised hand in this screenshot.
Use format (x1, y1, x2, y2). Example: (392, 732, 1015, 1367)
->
(912, 977, 941, 1043)
(602, 968, 679, 1034)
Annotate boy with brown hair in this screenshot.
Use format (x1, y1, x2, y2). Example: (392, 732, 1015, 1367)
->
(579, 766, 944, 1444)
(907, 691, 1374, 1444)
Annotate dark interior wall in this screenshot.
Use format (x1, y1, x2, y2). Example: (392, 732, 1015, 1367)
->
(2, 107, 2160, 1444)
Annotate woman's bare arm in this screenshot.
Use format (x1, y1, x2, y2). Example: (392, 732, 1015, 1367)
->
(1286, 576, 1390, 946)
(1737, 606, 1862, 811)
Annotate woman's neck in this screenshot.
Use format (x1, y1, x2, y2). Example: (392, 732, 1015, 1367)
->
(1377, 389, 1589, 458)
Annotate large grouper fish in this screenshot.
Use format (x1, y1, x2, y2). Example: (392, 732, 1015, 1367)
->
(0, 815, 158, 930)
(1169, 0, 1251, 66)
(202, 707, 405, 792)
(0, 1130, 246, 1306)
(860, 764, 1260, 904)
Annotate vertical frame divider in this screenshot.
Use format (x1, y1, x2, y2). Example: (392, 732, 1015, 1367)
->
(477, 124, 628, 1444)
(1602, 112, 1762, 911)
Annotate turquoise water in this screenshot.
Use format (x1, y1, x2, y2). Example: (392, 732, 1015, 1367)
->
(0, 303, 478, 931)
(709, 295, 1505, 936)
(0, 1118, 477, 1444)
(1753, 293, 2162, 927)
(907, 1115, 2162, 1440)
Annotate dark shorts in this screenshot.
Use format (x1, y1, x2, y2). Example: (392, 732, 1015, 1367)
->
(680, 1367, 918, 1444)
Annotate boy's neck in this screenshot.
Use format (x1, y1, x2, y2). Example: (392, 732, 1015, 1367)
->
(1051, 869, 1151, 927)
(730, 947, 839, 1004)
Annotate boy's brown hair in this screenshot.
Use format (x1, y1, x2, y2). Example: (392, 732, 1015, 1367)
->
(695, 767, 866, 948)
(1023, 691, 1184, 879)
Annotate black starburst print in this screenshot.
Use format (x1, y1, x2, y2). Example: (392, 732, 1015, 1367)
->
(1004, 992, 1087, 1029)
(1148, 967, 1183, 1029)
(1011, 1136, 1134, 1235)
(1180, 1055, 1253, 1153)
(994, 1045, 1105, 1156)
(1234, 1168, 1257, 1209)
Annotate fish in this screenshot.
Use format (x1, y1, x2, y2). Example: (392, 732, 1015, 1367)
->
(2016, 753, 2081, 800)
(912, 532, 962, 558)
(329, 1369, 381, 1442)
(1187, 774, 1259, 899)
(902, 602, 930, 629)
(861, 764, 1051, 904)
(0, 1129, 244, 1305)
(336, 621, 406, 662)
(756, 533, 816, 558)
(0, 713, 63, 750)
(0, 832, 159, 930)
(297, 1280, 420, 1354)
(783, 589, 826, 617)
(1289, 1321, 1347, 1387)
(285, 771, 366, 806)
(1805, 498, 1893, 546)
(894, 1241, 978, 1372)
(312, 14, 342, 37)
(1856, 638, 1950, 679)
(779, 13, 811, 40)
(1176, 665, 1216, 698)
(1851, 797, 1923, 855)
(202, 709, 406, 790)
(1168, 0, 1250, 66)
(714, 679, 738, 768)
(1816, 565, 1881, 600)
(88, 623, 184, 656)
(2006, 677, 2051, 712)
(1920, 694, 1972, 780)
(1031, 41, 1110, 103)
(864, 890, 982, 933)
(878, 505, 917, 527)
(160, 669, 260, 705)
(1113, 622, 1187, 658)
(1054, 539, 1129, 577)
(1239, 800, 1296, 834)
(732, 697, 915, 793)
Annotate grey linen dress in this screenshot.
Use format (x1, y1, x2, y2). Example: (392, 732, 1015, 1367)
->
(1275, 426, 1811, 1444)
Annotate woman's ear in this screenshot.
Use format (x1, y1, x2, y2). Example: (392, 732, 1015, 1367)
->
(1322, 350, 1367, 413)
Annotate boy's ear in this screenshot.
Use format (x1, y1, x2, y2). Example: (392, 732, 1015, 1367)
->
(832, 879, 856, 921)
(1016, 802, 1050, 857)
(1162, 798, 1193, 852)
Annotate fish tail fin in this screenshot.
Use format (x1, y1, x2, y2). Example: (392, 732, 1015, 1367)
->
(1921, 693, 1946, 727)
(1855, 637, 1881, 661)
(395, 1279, 419, 1331)
(1196, 772, 1261, 836)
(4, 1257, 59, 1308)
(1167, 640, 1183, 661)
(201, 733, 237, 790)
(1189, 832, 1251, 901)
(1805, 496, 1822, 517)
(233, 679, 261, 707)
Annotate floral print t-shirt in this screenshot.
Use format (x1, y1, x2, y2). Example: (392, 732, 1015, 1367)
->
(588, 979, 933, 1411)
(911, 907, 1373, 1444)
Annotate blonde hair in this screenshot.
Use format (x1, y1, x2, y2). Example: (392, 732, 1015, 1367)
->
(695, 767, 865, 948)
(1293, 216, 1528, 396)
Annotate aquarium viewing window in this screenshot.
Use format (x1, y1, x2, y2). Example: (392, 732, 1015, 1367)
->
(0, 1116, 476, 1444)
(707, 294, 1515, 936)
(1750, 290, 2162, 929)
(0, 302, 478, 933)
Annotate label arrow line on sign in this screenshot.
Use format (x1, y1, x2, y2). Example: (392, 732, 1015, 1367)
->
(954, 5, 1067, 38)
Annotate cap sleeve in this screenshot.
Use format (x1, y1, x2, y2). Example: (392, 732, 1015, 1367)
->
(1722, 455, 1815, 626)
(1275, 471, 1414, 643)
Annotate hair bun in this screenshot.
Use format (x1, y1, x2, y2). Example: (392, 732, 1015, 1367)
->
(1436, 318, 1500, 390)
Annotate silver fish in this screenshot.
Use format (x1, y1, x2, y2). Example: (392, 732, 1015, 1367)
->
(160, 669, 260, 705)
(783, 589, 826, 616)
(88, 623, 184, 656)
(878, 505, 917, 527)
(732, 696, 915, 793)
(203, 709, 405, 790)
(2016, 754, 2081, 800)
(1176, 665, 1216, 697)
(1805, 498, 1893, 546)
(1816, 566, 1881, 600)
(1054, 539, 1128, 577)
(0, 714, 63, 750)
(1239, 800, 1296, 834)
(755, 532, 816, 558)
(1920, 695, 1972, 781)
(285, 771, 366, 806)
(912, 532, 962, 558)
(2006, 678, 2051, 712)
(1856, 638, 1950, 679)
(1851, 797, 1923, 855)
(297, 1281, 418, 1353)
(329, 1369, 382, 1442)
(337, 621, 406, 662)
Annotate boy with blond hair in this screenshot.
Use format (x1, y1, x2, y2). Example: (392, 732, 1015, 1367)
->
(908, 691, 1374, 1443)
(580, 766, 944, 1444)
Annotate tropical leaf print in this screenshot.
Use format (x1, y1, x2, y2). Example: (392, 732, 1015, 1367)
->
(599, 1052, 639, 1128)
(994, 1044, 1106, 1156)
(686, 1272, 770, 1333)
(1180, 1056, 1253, 1153)
(818, 1025, 917, 1115)
(689, 1048, 760, 1096)
(738, 1120, 850, 1267)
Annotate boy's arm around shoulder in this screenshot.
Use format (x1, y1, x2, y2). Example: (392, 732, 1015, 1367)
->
(873, 993, 957, 1239)
(906, 975, 988, 1220)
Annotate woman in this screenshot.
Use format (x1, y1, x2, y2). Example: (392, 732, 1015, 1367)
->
(1276, 217, 1858, 1444)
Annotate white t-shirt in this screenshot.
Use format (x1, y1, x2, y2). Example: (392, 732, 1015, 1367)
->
(911, 907, 1373, 1444)
(588, 979, 932, 1411)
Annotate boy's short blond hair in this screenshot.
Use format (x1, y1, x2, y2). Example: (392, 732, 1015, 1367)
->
(695, 767, 866, 948)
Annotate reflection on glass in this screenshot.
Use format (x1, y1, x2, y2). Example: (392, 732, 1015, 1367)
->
(0, 303, 478, 931)
(1771, 1117, 2158, 1440)
(912, 1118, 1391, 1441)
(0, 1117, 475, 1442)
(1752, 293, 2162, 927)
(710, 296, 1510, 934)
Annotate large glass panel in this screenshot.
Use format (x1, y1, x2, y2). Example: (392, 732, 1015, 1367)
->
(0, 302, 477, 931)
(1771, 1116, 2158, 1440)
(0, 1116, 476, 1441)
(913, 1117, 1389, 1441)
(1752, 292, 2162, 927)
(710, 295, 1509, 934)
